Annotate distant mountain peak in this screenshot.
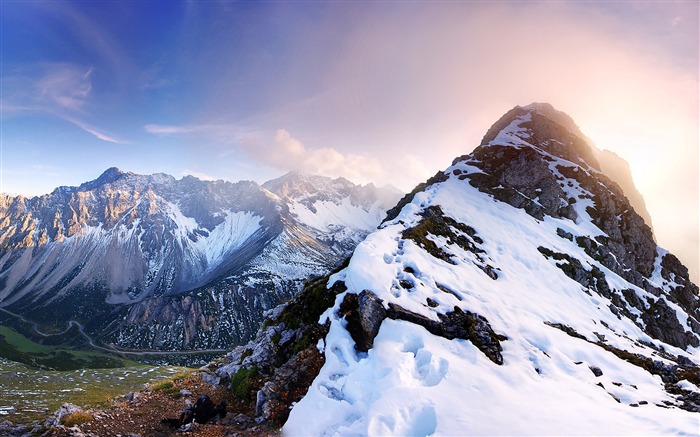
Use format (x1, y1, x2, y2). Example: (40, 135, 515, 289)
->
(263, 171, 356, 202)
(79, 167, 129, 190)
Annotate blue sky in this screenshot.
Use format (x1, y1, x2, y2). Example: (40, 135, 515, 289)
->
(1, 1, 698, 278)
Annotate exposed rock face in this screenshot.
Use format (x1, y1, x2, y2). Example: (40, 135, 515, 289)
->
(45, 403, 83, 428)
(454, 103, 698, 349)
(212, 274, 347, 428)
(386, 303, 505, 365)
(595, 149, 654, 232)
(0, 170, 401, 351)
(339, 290, 387, 352)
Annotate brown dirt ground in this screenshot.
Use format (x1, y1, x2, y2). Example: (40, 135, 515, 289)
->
(44, 372, 280, 437)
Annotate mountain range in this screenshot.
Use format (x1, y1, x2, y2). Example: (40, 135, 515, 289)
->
(210, 103, 700, 435)
(0, 170, 401, 351)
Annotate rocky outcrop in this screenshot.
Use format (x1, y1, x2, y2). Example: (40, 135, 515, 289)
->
(339, 290, 387, 352)
(465, 145, 578, 221)
(538, 245, 699, 350)
(44, 403, 84, 428)
(212, 274, 348, 428)
(387, 303, 505, 365)
(341, 289, 506, 363)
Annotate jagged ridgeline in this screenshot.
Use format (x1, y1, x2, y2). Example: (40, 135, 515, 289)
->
(212, 103, 700, 435)
(0, 170, 401, 352)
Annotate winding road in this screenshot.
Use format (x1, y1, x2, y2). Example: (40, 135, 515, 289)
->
(0, 308, 228, 357)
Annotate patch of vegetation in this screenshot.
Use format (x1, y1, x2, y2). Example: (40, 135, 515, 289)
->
(0, 309, 89, 348)
(230, 365, 259, 400)
(172, 371, 191, 382)
(238, 348, 253, 364)
(151, 378, 181, 397)
(271, 332, 282, 345)
(0, 359, 189, 426)
(279, 273, 347, 330)
(0, 326, 54, 354)
(60, 411, 93, 427)
(292, 334, 312, 355)
(151, 379, 175, 391)
(597, 343, 656, 374)
(402, 205, 484, 266)
(677, 368, 700, 386)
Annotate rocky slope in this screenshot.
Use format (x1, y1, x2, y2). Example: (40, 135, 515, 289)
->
(0, 170, 400, 351)
(209, 103, 699, 435)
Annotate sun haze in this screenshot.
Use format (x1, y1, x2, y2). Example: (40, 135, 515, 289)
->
(1, 1, 697, 280)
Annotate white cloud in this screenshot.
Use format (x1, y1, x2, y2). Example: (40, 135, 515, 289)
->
(75, 123, 124, 144)
(238, 129, 385, 185)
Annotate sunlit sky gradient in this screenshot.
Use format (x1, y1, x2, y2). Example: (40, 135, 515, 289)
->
(1, 1, 698, 280)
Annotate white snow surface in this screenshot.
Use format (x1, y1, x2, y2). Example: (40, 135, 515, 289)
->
(289, 198, 385, 237)
(165, 204, 264, 269)
(285, 161, 700, 435)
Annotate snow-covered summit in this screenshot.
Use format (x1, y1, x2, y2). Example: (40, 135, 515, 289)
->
(214, 103, 699, 435)
(283, 104, 700, 434)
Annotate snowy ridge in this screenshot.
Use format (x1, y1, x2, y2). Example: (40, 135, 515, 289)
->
(282, 104, 700, 435)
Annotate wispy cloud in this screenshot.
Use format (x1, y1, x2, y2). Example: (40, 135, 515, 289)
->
(35, 64, 93, 111)
(65, 117, 125, 144)
(2, 62, 126, 144)
(144, 124, 217, 135)
(38, 2, 134, 88)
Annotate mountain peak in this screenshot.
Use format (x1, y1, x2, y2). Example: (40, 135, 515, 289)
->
(98, 166, 127, 180)
(263, 171, 355, 201)
(79, 167, 129, 191)
(274, 104, 700, 435)
(520, 102, 590, 141)
(478, 103, 600, 170)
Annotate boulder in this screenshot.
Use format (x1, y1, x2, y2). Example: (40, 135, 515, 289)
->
(45, 403, 83, 428)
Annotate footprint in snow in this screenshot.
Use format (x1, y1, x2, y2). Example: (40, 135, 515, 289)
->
(403, 336, 449, 387)
(414, 349, 449, 387)
(369, 404, 437, 437)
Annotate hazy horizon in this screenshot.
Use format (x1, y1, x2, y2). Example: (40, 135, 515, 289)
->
(1, 1, 697, 281)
